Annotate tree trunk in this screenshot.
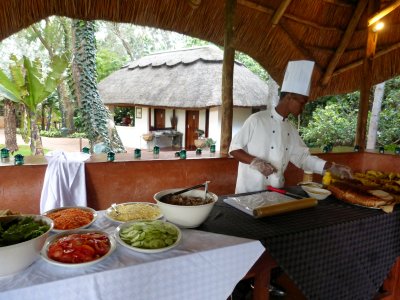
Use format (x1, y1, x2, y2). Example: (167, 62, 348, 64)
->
(366, 82, 385, 150)
(111, 23, 134, 61)
(4, 100, 18, 153)
(46, 105, 53, 131)
(72, 20, 125, 153)
(29, 110, 44, 155)
(57, 81, 75, 131)
(40, 103, 45, 130)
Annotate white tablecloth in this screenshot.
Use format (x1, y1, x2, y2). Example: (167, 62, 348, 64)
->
(0, 212, 264, 300)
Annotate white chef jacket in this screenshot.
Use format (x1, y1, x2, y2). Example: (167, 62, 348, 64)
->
(229, 107, 326, 193)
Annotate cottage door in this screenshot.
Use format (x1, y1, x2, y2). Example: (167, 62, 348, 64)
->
(154, 109, 165, 129)
(185, 110, 199, 150)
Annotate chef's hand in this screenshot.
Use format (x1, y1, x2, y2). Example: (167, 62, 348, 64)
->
(250, 158, 276, 177)
(328, 163, 353, 179)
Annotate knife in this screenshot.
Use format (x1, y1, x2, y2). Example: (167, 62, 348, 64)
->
(266, 186, 304, 199)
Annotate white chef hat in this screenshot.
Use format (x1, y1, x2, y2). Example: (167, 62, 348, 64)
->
(281, 60, 315, 96)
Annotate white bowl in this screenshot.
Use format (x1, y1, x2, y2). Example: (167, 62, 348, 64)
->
(42, 206, 97, 233)
(297, 181, 323, 189)
(115, 220, 181, 253)
(154, 189, 217, 228)
(40, 229, 116, 267)
(0, 215, 53, 276)
(302, 186, 332, 200)
(105, 202, 163, 224)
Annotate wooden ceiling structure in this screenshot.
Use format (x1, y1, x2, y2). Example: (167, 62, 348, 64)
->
(1, 0, 400, 152)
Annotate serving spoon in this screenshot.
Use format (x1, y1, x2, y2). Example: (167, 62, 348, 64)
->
(160, 181, 211, 202)
(111, 203, 121, 216)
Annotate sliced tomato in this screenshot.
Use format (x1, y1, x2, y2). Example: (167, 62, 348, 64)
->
(93, 240, 110, 255)
(80, 244, 96, 256)
(48, 233, 110, 264)
(48, 245, 64, 259)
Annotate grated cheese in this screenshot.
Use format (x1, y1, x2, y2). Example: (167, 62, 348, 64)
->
(108, 203, 162, 221)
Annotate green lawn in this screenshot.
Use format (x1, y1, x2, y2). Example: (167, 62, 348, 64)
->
(0, 144, 50, 156)
(309, 146, 354, 153)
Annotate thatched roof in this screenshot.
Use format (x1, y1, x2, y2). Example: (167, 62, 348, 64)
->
(1, 1, 400, 99)
(98, 46, 269, 108)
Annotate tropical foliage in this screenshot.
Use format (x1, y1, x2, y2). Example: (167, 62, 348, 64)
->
(301, 93, 359, 148)
(301, 79, 400, 149)
(0, 54, 68, 154)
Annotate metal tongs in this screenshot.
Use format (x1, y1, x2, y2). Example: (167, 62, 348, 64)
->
(160, 181, 211, 202)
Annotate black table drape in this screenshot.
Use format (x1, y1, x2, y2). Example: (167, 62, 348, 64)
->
(199, 188, 400, 300)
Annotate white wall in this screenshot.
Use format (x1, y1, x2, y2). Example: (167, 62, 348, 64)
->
(114, 106, 254, 151)
(208, 107, 254, 149)
(198, 110, 206, 133)
(232, 108, 252, 137)
(115, 106, 149, 150)
(208, 107, 221, 148)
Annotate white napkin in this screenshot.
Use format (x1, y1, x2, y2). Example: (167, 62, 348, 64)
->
(40, 150, 91, 214)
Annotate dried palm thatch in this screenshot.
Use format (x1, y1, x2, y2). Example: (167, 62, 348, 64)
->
(98, 46, 269, 108)
(1, 0, 400, 100)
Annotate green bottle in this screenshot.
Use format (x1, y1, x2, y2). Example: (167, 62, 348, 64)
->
(107, 151, 115, 162)
(14, 154, 24, 166)
(153, 145, 160, 159)
(134, 148, 141, 159)
(1, 148, 10, 163)
(180, 149, 186, 159)
(82, 147, 90, 154)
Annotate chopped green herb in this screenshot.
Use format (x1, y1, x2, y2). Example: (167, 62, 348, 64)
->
(0, 217, 50, 247)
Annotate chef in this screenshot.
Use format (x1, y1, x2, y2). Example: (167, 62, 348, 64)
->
(229, 60, 351, 193)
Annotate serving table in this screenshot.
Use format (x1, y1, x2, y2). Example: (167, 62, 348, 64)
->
(0, 211, 264, 300)
(199, 188, 400, 300)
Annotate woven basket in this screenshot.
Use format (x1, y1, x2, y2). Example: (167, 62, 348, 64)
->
(142, 134, 154, 142)
(194, 139, 206, 148)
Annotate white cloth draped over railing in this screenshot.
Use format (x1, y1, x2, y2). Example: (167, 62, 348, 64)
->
(40, 151, 90, 214)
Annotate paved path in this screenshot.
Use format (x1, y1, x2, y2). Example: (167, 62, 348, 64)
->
(0, 129, 151, 154)
(0, 128, 89, 152)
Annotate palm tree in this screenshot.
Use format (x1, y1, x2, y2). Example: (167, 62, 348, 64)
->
(0, 54, 68, 155)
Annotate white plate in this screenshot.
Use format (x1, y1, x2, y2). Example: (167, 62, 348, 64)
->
(40, 229, 116, 268)
(301, 186, 332, 200)
(297, 181, 323, 188)
(105, 202, 163, 224)
(115, 220, 181, 253)
(42, 206, 98, 233)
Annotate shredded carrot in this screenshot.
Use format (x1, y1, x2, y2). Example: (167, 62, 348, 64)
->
(46, 208, 94, 230)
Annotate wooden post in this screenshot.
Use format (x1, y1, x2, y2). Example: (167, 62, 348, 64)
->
(355, 0, 379, 150)
(220, 0, 237, 156)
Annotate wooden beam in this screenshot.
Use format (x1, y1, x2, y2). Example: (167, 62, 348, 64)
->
(375, 40, 400, 57)
(332, 41, 400, 77)
(355, 0, 380, 151)
(322, 0, 355, 7)
(220, 0, 236, 157)
(263, 0, 292, 43)
(368, 0, 400, 26)
(320, 0, 368, 86)
(186, 0, 201, 9)
(271, 0, 292, 25)
(238, 0, 342, 32)
(284, 14, 340, 32)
